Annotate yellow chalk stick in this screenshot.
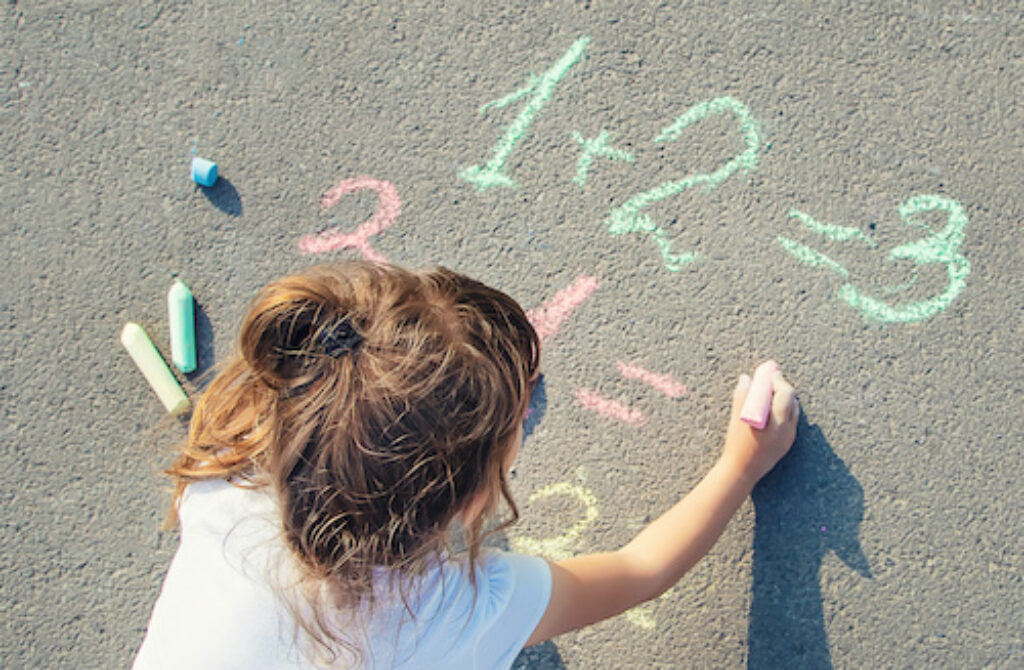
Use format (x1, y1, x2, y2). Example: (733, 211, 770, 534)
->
(120, 322, 190, 415)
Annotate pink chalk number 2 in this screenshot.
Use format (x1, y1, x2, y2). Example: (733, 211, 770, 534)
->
(299, 176, 402, 263)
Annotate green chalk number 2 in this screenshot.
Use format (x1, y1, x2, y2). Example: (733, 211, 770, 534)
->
(605, 97, 760, 271)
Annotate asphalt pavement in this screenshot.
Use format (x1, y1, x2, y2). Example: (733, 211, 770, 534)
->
(2, 1, 1021, 667)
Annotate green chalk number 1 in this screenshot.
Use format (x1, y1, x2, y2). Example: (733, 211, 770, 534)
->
(460, 37, 590, 190)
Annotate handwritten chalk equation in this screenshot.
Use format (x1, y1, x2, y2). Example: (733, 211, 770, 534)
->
(459, 36, 972, 323)
(520, 278, 684, 630)
(524, 275, 691, 428)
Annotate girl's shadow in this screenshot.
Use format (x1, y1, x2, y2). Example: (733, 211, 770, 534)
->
(749, 414, 871, 669)
(512, 640, 566, 670)
(508, 376, 567, 669)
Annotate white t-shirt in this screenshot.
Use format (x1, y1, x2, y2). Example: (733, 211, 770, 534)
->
(133, 480, 552, 669)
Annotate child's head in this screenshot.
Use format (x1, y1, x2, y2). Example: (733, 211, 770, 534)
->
(170, 260, 539, 586)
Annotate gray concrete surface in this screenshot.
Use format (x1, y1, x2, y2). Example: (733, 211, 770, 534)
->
(2, 1, 1021, 667)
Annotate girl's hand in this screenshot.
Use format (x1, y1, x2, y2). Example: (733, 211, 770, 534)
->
(720, 365, 799, 486)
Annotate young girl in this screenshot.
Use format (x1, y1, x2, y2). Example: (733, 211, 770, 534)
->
(133, 260, 799, 669)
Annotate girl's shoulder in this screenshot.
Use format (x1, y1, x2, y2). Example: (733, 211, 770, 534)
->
(179, 478, 277, 532)
(180, 476, 262, 506)
(136, 481, 306, 670)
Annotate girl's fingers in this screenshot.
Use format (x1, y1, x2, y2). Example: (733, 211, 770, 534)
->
(770, 370, 797, 425)
(731, 373, 752, 420)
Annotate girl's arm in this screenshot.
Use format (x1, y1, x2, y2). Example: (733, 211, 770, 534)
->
(525, 367, 799, 646)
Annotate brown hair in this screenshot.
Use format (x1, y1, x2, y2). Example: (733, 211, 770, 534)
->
(165, 260, 539, 662)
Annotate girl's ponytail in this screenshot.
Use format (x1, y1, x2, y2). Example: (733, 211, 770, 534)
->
(239, 281, 363, 396)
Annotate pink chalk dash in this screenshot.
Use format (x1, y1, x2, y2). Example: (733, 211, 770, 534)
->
(574, 388, 647, 427)
(527, 275, 600, 343)
(616, 361, 691, 398)
(299, 176, 402, 262)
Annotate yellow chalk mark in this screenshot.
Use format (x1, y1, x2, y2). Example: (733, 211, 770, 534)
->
(511, 480, 658, 629)
(511, 482, 599, 561)
(625, 605, 657, 629)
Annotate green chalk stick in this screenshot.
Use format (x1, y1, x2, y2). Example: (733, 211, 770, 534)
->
(167, 280, 196, 373)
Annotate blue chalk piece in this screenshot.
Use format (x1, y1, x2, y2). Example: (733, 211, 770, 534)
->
(191, 157, 218, 187)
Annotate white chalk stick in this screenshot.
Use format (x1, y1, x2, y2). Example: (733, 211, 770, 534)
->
(740, 360, 779, 430)
(120, 322, 190, 415)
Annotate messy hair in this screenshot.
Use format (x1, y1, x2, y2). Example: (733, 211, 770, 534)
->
(165, 260, 540, 664)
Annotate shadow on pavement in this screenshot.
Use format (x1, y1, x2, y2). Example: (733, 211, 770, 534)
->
(200, 177, 242, 216)
(748, 413, 871, 669)
(184, 301, 217, 394)
(513, 640, 567, 670)
(523, 374, 548, 441)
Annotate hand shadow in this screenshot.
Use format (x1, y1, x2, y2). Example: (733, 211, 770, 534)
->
(748, 413, 871, 669)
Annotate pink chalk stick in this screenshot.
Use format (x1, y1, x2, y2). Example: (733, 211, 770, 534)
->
(740, 360, 779, 430)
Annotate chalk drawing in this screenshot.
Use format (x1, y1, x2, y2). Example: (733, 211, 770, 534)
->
(776, 236, 850, 278)
(624, 606, 657, 630)
(511, 481, 600, 561)
(510, 475, 663, 630)
(574, 388, 648, 426)
(456, 37, 966, 327)
(616, 361, 691, 398)
(787, 207, 876, 247)
(841, 195, 970, 323)
(526, 274, 600, 342)
(604, 96, 761, 271)
(571, 130, 635, 186)
(574, 363, 688, 425)
(459, 36, 590, 190)
(298, 176, 402, 262)
(779, 196, 970, 323)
